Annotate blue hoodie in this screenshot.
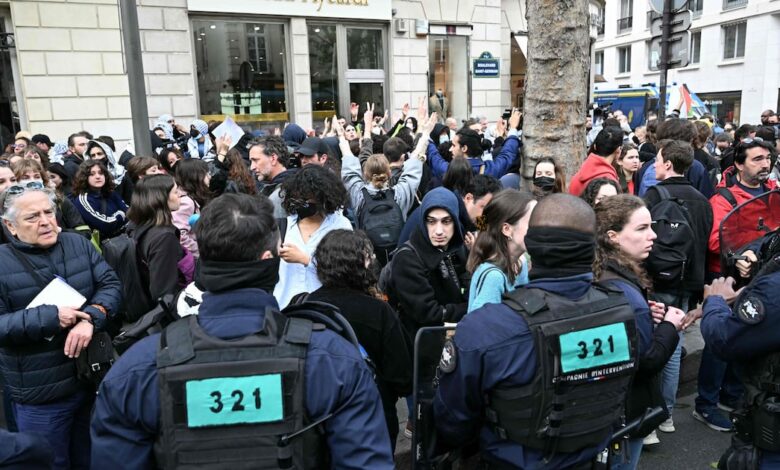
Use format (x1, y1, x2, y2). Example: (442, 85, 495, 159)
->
(282, 124, 307, 147)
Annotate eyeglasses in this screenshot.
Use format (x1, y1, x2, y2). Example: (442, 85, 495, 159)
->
(6, 180, 45, 195)
(13, 144, 26, 149)
(0, 160, 10, 167)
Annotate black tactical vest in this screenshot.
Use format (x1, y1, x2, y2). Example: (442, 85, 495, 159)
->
(484, 285, 638, 454)
(154, 309, 327, 469)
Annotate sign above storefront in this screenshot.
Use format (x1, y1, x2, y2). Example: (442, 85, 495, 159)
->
(188, 0, 392, 21)
(473, 51, 500, 78)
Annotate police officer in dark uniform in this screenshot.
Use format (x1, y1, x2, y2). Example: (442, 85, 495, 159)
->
(701, 247, 780, 469)
(90, 194, 394, 469)
(433, 194, 639, 469)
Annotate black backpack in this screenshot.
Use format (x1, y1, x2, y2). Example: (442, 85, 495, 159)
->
(101, 233, 154, 323)
(645, 185, 696, 287)
(357, 187, 404, 256)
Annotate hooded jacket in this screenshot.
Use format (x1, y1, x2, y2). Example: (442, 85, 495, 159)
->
(186, 119, 213, 160)
(568, 153, 619, 196)
(283, 123, 307, 150)
(387, 188, 469, 336)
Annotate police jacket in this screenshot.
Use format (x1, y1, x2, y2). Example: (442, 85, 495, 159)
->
(0, 233, 122, 404)
(701, 265, 780, 468)
(432, 274, 612, 469)
(89, 287, 395, 469)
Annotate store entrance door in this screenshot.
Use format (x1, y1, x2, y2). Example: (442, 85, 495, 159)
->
(0, 11, 21, 151)
(429, 35, 469, 123)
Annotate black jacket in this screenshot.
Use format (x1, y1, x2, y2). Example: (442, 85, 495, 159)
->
(307, 287, 412, 442)
(63, 153, 85, 180)
(0, 233, 122, 404)
(644, 176, 713, 296)
(131, 223, 183, 303)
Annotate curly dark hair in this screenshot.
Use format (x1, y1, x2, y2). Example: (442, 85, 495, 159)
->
(280, 164, 348, 216)
(580, 178, 620, 207)
(314, 229, 376, 294)
(72, 160, 115, 196)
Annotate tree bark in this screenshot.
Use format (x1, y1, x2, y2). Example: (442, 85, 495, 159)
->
(522, 0, 590, 185)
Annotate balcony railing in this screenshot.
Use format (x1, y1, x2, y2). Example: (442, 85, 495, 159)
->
(617, 16, 633, 33)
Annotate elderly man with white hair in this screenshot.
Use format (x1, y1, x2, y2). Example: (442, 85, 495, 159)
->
(0, 182, 121, 470)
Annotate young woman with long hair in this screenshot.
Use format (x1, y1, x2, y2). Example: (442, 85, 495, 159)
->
(210, 136, 257, 196)
(306, 229, 412, 450)
(68, 160, 128, 239)
(466, 189, 536, 312)
(594, 195, 685, 469)
(128, 174, 195, 305)
(614, 143, 640, 195)
(172, 159, 211, 258)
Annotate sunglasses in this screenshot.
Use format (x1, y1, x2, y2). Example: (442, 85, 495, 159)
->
(740, 137, 764, 145)
(13, 144, 26, 149)
(6, 180, 45, 195)
(0, 160, 10, 167)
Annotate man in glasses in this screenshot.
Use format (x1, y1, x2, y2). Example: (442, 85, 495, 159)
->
(0, 183, 121, 468)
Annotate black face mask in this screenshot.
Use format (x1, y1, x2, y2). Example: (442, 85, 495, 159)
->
(190, 128, 200, 138)
(295, 202, 319, 220)
(533, 176, 556, 191)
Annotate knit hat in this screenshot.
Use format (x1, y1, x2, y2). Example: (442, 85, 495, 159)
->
(191, 119, 209, 138)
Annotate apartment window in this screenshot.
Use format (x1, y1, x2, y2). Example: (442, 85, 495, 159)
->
(596, 5, 605, 36)
(690, 0, 704, 17)
(690, 31, 701, 64)
(646, 40, 657, 70)
(618, 0, 633, 33)
(723, 0, 747, 10)
(618, 46, 632, 74)
(246, 25, 269, 73)
(594, 50, 604, 76)
(722, 22, 746, 60)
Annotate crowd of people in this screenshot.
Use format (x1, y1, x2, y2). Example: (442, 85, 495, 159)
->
(0, 99, 779, 470)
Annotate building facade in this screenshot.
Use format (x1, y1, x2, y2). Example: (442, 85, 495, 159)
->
(0, 0, 544, 148)
(592, 0, 780, 125)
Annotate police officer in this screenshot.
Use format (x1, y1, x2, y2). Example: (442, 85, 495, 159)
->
(90, 194, 394, 469)
(700, 258, 780, 469)
(433, 194, 639, 469)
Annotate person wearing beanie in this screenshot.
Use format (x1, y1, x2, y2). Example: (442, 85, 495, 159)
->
(186, 119, 213, 160)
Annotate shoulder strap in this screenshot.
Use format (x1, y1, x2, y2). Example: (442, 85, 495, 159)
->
(276, 217, 288, 244)
(8, 246, 50, 290)
(156, 316, 196, 368)
(653, 185, 672, 201)
(283, 316, 313, 346)
(502, 287, 548, 317)
(475, 266, 504, 295)
(718, 187, 738, 208)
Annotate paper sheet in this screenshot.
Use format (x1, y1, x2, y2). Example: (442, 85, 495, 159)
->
(211, 116, 244, 149)
(27, 276, 86, 310)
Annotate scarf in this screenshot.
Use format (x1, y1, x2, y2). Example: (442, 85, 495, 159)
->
(525, 226, 595, 280)
(196, 257, 280, 293)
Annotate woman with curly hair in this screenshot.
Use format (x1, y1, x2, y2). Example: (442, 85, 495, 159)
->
(580, 177, 620, 207)
(306, 230, 412, 450)
(466, 189, 536, 313)
(594, 194, 685, 469)
(68, 160, 128, 239)
(210, 136, 257, 196)
(273, 164, 351, 307)
(172, 159, 211, 258)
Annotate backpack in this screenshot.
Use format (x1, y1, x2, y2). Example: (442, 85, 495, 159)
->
(357, 187, 404, 255)
(377, 241, 418, 294)
(101, 233, 154, 323)
(645, 185, 696, 288)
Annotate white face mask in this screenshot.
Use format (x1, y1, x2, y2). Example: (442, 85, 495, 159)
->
(440, 134, 450, 144)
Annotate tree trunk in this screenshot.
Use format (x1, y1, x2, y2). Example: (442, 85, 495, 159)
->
(522, 0, 590, 185)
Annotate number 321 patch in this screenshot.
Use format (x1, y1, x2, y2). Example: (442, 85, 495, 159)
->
(737, 296, 765, 325)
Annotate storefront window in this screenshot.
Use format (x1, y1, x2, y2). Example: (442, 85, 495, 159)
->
(193, 19, 288, 132)
(699, 91, 742, 125)
(309, 25, 339, 121)
(347, 28, 383, 69)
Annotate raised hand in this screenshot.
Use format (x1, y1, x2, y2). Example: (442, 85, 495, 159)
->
(416, 96, 428, 122)
(508, 108, 522, 130)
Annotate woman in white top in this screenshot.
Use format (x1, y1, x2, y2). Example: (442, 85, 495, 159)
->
(273, 164, 351, 308)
